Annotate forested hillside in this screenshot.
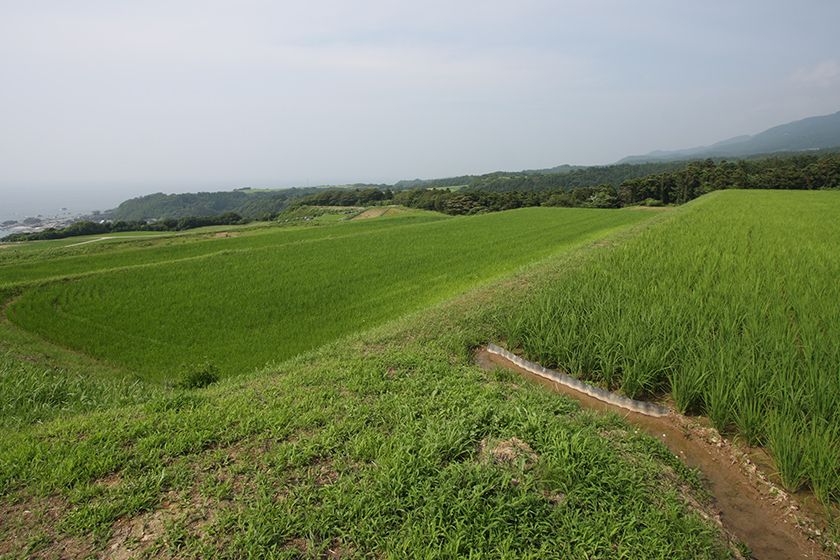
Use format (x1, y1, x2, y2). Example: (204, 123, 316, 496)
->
(293, 152, 840, 215)
(107, 187, 322, 221)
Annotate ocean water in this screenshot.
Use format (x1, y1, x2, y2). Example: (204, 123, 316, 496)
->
(0, 187, 132, 223)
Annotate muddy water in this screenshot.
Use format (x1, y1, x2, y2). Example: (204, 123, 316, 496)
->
(475, 348, 832, 560)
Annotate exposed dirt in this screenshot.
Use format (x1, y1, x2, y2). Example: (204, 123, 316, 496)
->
(352, 208, 390, 220)
(105, 502, 175, 560)
(64, 235, 168, 248)
(476, 347, 838, 560)
(104, 489, 221, 560)
(0, 496, 93, 559)
(479, 437, 538, 469)
(352, 207, 402, 220)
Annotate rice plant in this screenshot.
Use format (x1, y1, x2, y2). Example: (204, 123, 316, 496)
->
(766, 408, 806, 492)
(506, 190, 840, 507)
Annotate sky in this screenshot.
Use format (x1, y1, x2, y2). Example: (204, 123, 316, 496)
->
(1, 0, 839, 218)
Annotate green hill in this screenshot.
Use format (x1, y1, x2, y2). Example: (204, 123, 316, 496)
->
(107, 187, 323, 221)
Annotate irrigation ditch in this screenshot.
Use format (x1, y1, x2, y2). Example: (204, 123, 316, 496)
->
(476, 345, 839, 560)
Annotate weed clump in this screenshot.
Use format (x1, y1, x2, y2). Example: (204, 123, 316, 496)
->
(177, 361, 219, 389)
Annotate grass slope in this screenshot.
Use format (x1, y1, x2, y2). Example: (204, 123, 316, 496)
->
(0, 216, 734, 558)
(507, 190, 840, 507)
(7, 208, 651, 381)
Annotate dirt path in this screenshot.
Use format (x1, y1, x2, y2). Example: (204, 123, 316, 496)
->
(64, 235, 169, 248)
(476, 347, 837, 560)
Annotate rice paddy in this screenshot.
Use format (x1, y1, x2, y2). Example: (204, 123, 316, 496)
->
(2, 193, 837, 557)
(4, 207, 651, 381)
(506, 190, 840, 507)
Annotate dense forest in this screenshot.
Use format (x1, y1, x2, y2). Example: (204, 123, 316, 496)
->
(296, 187, 394, 206)
(107, 187, 324, 221)
(389, 161, 684, 192)
(617, 152, 840, 204)
(290, 152, 840, 215)
(461, 161, 688, 192)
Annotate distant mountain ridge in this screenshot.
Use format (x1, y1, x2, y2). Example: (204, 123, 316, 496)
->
(619, 110, 840, 163)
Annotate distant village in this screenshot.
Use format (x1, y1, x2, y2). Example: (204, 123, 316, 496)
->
(1, 209, 95, 237)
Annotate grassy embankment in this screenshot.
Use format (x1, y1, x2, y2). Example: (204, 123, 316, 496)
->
(506, 190, 840, 509)
(0, 205, 741, 558)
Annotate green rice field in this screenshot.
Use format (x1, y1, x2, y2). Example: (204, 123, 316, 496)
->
(4, 207, 651, 381)
(0, 205, 747, 559)
(2, 194, 838, 558)
(506, 190, 840, 506)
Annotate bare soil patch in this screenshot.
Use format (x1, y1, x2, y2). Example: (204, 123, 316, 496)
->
(352, 208, 390, 220)
(0, 496, 93, 559)
(479, 437, 538, 469)
(105, 490, 219, 560)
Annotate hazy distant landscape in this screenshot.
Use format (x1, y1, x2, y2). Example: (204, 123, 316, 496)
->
(5, 110, 839, 238)
(2, 2, 840, 559)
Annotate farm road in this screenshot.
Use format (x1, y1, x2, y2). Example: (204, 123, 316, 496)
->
(65, 235, 169, 247)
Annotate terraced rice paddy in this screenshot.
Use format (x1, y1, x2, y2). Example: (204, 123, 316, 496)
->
(2, 194, 837, 558)
(3, 207, 651, 380)
(506, 190, 840, 507)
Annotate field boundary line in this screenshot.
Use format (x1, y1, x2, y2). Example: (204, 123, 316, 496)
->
(64, 235, 170, 247)
(485, 343, 670, 417)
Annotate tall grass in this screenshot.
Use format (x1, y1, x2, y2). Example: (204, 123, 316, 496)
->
(0, 353, 162, 429)
(507, 190, 840, 507)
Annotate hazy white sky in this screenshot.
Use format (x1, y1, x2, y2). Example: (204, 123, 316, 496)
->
(1, 0, 839, 216)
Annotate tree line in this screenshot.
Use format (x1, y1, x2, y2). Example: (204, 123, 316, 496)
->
(291, 153, 840, 215)
(617, 153, 840, 204)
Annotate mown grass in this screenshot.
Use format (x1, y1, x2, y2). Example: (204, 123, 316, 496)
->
(506, 190, 840, 508)
(0, 235, 734, 558)
(7, 207, 651, 381)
